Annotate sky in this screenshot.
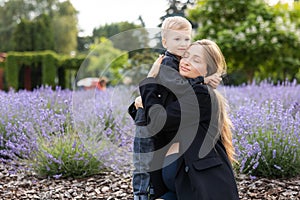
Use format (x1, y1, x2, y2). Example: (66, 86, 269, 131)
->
(69, 0, 293, 36)
(69, 0, 169, 36)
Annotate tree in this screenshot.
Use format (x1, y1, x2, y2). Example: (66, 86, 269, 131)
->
(125, 49, 159, 85)
(13, 14, 54, 51)
(159, 0, 195, 27)
(52, 0, 78, 54)
(77, 35, 93, 53)
(85, 37, 129, 85)
(92, 22, 149, 53)
(0, 0, 78, 53)
(12, 19, 33, 51)
(272, 1, 300, 81)
(188, 0, 300, 84)
(0, 0, 34, 51)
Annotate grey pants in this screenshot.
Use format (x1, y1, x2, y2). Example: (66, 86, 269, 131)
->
(133, 126, 155, 198)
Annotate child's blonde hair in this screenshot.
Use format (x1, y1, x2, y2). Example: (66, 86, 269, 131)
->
(161, 16, 192, 39)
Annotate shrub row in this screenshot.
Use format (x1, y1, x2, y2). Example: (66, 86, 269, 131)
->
(3, 51, 85, 90)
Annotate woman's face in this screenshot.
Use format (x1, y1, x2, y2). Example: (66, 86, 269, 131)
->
(179, 45, 207, 79)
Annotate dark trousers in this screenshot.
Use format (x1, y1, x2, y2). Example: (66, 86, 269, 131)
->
(133, 126, 155, 198)
(159, 153, 178, 200)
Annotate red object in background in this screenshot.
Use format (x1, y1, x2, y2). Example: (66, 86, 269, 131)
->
(77, 77, 108, 91)
(96, 81, 106, 91)
(96, 76, 108, 91)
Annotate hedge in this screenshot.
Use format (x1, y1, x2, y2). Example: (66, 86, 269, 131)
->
(4, 51, 85, 90)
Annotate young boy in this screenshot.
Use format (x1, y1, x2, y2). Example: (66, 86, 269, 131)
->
(129, 16, 221, 200)
(128, 101, 155, 200)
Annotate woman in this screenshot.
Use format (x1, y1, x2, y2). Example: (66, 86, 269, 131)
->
(135, 39, 239, 199)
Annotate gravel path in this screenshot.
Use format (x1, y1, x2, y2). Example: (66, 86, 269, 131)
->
(0, 161, 299, 200)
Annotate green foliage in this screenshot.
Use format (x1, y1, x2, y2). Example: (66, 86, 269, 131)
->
(59, 55, 86, 70)
(62, 69, 77, 89)
(238, 128, 300, 178)
(5, 54, 20, 89)
(159, 0, 195, 27)
(93, 21, 141, 40)
(5, 51, 57, 89)
(270, 2, 300, 82)
(4, 51, 84, 90)
(0, 0, 34, 51)
(42, 52, 57, 86)
(33, 14, 55, 51)
(52, 0, 78, 54)
(126, 49, 160, 85)
(92, 22, 149, 52)
(31, 127, 105, 178)
(12, 19, 33, 51)
(87, 37, 129, 85)
(0, 0, 78, 53)
(59, 55, 85, 88)
(77, 36, 93, 53)
(188, 0, 300, 85)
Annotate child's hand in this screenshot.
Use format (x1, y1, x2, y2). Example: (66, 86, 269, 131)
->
(134, 96, 143, 109)
(147, 54, 164, 78)
(204, 73, 222, 89)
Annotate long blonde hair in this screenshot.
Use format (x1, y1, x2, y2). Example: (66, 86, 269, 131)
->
(193, 39, 236, 164)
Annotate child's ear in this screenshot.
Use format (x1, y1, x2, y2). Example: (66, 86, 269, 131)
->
(162, 38, 167, 48)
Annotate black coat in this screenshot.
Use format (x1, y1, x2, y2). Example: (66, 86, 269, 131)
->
(128, 51, 184, 197)
(139, 77, 239, 200)
(145, 51, 189, 197)
(131, 51, 206, 198)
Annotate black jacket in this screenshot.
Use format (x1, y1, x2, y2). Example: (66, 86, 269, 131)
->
(139, 77, 239, 200)
(129, 51, 205, 198)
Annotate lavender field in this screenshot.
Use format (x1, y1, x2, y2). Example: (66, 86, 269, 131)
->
(0, 81, 299, 179)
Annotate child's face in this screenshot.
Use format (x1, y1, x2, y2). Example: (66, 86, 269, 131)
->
(162, 30, 191, 57)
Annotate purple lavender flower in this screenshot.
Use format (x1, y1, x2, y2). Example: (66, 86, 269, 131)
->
(53, 174, 62, 179)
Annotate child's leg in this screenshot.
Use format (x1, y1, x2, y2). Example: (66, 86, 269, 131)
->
(133, 126, 154, 198)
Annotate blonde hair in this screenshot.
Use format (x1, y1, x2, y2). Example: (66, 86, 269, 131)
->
(193, 39, 236, 164)
(161, 16, 192, 39)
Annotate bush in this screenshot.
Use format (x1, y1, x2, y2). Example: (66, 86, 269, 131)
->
(0, 86, 135, 178)
(30, 126, 105, 178)
(226, 80, 300, 178)
(1, 82, 299, 179)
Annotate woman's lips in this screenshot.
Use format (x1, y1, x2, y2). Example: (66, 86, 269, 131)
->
(180, 66, 190, 72)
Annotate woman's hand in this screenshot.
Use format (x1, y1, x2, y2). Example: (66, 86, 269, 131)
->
(204, 73, 222, 89)
(134, 96, 143, 109)
(147, 54, 164, 78)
